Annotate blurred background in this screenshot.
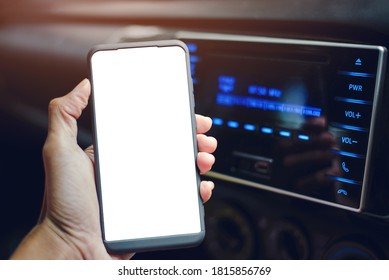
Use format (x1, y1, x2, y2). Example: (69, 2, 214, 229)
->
(1, 0, 389, 259)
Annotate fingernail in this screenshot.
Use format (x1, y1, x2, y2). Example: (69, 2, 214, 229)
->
(79, 78, 89, 88)
(73, 79, 89, 92)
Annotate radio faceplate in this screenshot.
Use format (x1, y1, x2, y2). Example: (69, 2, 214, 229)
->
(179, 32, 387, 212)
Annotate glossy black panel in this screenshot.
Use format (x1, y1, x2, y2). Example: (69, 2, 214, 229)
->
(184, 38, 384, 210)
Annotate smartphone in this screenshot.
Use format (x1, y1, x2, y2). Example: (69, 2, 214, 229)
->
(88, 40, 204, 253)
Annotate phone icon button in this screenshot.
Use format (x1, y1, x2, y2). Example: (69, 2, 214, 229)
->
(342, 161, 350, 173)
(335, 155, 364, 181)
(337, 189, 348, 196)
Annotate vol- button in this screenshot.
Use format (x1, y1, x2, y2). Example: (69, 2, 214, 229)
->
(329, 126, 368, 155)
(341, 136, 357, 145)
(339, 134, 368, 154)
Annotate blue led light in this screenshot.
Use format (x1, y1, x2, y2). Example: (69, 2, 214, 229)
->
(227, 121, 239, 129)
(331, 123, 368, 132)
(218, 76, 236, 94)
(186, 43, 198, 53)
(212, 118, 223, 126)
(331, 150, 365, 159)
(248, 85, 282, 98)
(190, 55, 199, 63)
(190, 63, 196, 75)
(268, 88, 282, 98)
(327, 175, 362, 186)
(261, 127, 273, 134)
(244, 124, 256, 131)
(215, 93, 322, 117)
(337, 189, 348, 196)
(338, 71, 375, 78)
(334, 97, 372, 105)
(279, 130, 291, 137)
(298, 134, 310, 141)
(248, 85, 267, 96)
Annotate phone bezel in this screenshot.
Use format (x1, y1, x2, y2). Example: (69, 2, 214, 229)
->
(88, 40, 204, 253)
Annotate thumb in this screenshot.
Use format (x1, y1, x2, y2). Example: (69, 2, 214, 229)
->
(46, 79, 91, 143)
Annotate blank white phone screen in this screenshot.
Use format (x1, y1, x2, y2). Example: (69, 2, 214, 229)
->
(91, 45, 201, 242)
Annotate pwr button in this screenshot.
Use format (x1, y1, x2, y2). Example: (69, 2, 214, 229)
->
(335, 76, 375, 101)
(348, 83, 363, 92)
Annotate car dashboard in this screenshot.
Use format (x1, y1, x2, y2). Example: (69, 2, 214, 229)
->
(1, 0, 389, 259)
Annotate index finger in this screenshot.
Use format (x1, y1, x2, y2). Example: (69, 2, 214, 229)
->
(195, 114, 212, 134)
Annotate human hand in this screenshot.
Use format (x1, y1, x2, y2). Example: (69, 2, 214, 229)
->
(11, 79, 217, 259)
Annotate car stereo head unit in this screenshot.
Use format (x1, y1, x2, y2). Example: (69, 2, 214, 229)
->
(178, 32, 387, 212)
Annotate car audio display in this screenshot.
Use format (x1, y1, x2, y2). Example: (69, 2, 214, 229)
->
(179, 32, 387, 212)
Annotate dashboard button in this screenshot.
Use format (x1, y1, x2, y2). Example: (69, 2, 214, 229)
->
(212, 117, 224, 126)
(329, 127, 368, 155)
(227, 120, 239, 129)
(331, 154, 365, 181)
(261, 126, 273, 135)
(278, 130, 292, 138)
(332, 101, 372, 128)
(332, 182, 361, 209)
(339, 51, 379, 73)
(243, 123, 257, 132)
(324, 175, 362, 208)
(334, 76, 375, 101)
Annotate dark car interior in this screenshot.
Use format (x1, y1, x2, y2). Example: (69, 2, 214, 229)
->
(1, 0, 389, 259)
